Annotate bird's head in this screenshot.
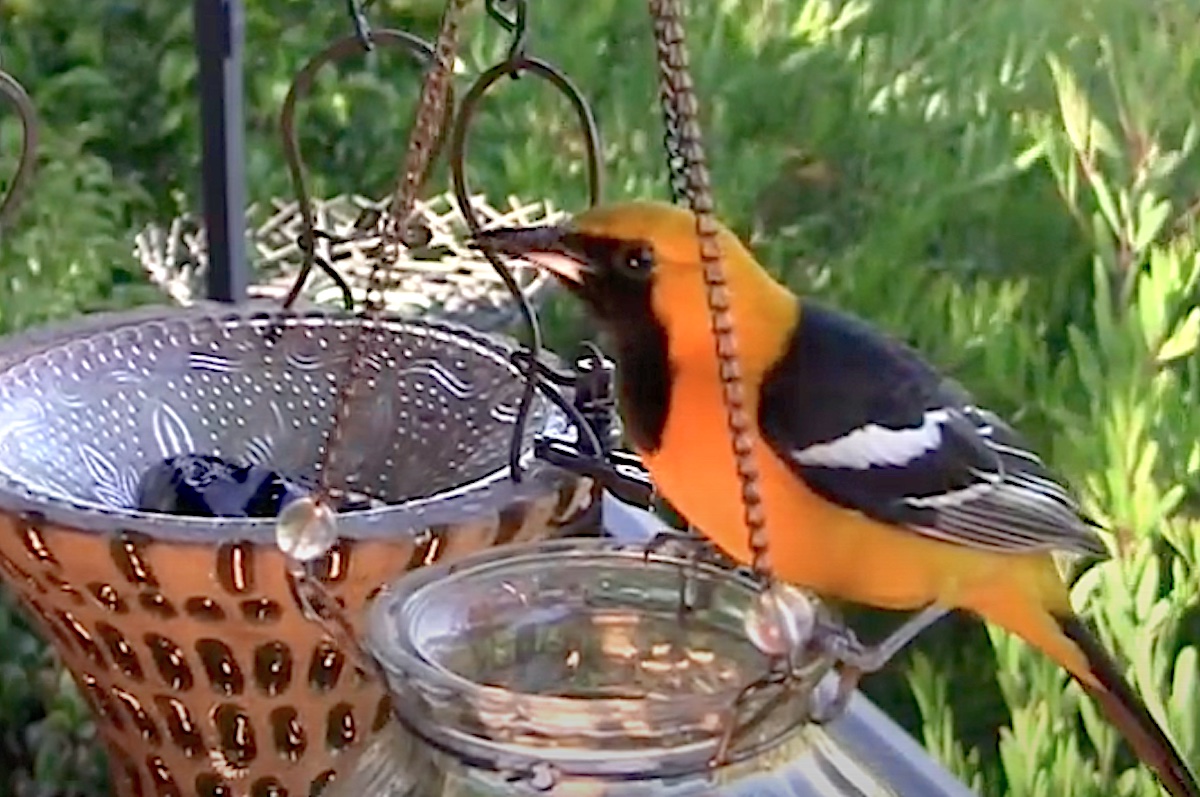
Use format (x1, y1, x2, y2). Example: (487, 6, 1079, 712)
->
(472, 200, 795, 363)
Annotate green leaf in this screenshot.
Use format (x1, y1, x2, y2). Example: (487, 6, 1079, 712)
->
(1095, 187, 1127, 250)
(1133, 555, 1160, 620)
(1157, 308, 1200, 364)
(1170, 646, 1198, 753)
(1133, 193, 1171, 253)
(1047, 55, 1093, 158)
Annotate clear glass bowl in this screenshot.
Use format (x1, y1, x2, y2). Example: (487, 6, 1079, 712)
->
(327, 537, 974, 797)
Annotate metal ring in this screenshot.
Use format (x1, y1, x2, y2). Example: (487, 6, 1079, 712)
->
(449, 54, 605, 479)
(0, 69, 38, 235)
(278, 29, 454, 310)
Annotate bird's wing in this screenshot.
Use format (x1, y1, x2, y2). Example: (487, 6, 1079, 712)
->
(757, 300, 1107, 557)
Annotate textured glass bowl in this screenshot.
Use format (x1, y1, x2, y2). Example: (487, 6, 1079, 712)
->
(0, 303, 594, 797)
(0, 302, 575, 538)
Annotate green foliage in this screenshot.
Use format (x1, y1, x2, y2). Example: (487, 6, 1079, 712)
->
(1, 0, 1200, 795)
(0, 589, 107, 797)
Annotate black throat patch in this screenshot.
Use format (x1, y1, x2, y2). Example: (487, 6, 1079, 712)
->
(610, 310, 672, 454)
(560, 234, 674, 454)
(552, 234, 676, 451)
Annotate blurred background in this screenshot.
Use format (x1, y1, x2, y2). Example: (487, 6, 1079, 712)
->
(1, 0, 1200, 794)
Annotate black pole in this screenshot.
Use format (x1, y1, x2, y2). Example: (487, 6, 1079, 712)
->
(193, 0, 249, 303)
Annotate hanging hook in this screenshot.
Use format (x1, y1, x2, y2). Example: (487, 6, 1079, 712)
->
(450, 52, 605, 481)
(485, 0, 530, 63)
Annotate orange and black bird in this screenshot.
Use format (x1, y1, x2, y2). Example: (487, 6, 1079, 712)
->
(474, 200, 1199, 797)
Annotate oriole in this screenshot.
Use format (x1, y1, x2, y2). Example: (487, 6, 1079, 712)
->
(475, 200, 1199, 797)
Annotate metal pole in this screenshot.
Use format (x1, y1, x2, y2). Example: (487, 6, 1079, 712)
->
(193, 0, 249, 303)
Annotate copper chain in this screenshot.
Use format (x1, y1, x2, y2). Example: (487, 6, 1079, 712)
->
(314, 0, 471, 502)
(647, 0, 772, 581)
(382, 0, 469, 263)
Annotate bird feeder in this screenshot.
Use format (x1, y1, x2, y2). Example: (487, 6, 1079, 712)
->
(0, 304, 592, 797)
(0, 0, 982, 793)
(0, 6, 608, 795)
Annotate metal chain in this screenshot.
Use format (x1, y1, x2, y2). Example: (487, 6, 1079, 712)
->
(314, 0, 471, 504)
(382, 0, 469, 261)
(647, 0, 772, 581)
(285, 559, 388, 682)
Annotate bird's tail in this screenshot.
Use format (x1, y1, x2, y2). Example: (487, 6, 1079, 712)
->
(977, 575, 1198, 797)
(1053, 613, 1199, 797)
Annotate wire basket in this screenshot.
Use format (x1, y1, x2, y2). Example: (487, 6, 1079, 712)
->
(134, 192, 562, 332)
(0, 303, 594, 797)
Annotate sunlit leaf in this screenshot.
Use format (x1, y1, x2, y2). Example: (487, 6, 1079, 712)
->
(1157, 308, 1200, 364)
(1133, 193, 1171, 253)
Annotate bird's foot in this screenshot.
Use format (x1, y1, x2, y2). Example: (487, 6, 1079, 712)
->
(807, 665, 863, 725)
(803, 614, 866, 724)
(806, 604, 950, 725)
(827, 604, 950, 673)
(713, 596, 930, 760)
(641, 526, 728, 566)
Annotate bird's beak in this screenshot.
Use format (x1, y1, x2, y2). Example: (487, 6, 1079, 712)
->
(469, 224, 591, 285)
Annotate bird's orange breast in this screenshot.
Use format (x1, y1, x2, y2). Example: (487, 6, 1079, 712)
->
(637, 367, 1052, 614)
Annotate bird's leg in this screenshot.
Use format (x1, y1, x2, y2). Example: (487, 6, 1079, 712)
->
(808, 604, 950, 724)
(832, 604, 951, 672)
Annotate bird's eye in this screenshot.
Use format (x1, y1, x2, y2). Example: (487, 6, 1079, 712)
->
(624, 245, 654, 275)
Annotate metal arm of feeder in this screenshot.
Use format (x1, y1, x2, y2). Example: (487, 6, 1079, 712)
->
(0, 69, 38, 235)
(193, 0, 249, 303)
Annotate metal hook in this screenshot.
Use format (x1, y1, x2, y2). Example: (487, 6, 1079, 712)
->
(450, 54, 603, 229)
(277, 29, 453, 311)
(449, 53, 604, 481)
(0, 69, 39, 236)
(345, 0, 375, 53)
(486, 0, 530, 64)
(295, 230, 358, 310)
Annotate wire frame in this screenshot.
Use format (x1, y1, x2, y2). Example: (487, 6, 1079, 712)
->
(134, 191, 563, 332)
